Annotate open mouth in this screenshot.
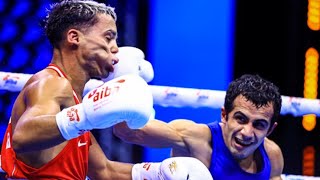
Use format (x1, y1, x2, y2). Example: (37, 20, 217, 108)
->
(235, 137, 253, 147)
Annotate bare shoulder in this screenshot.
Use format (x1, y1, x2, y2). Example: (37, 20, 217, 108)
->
(25, 70, 72, 94)
(11, 70, 75, 125)
(264, 138, 284, 178)
(264, 138, 282, 158)
(24, 70, 74, 104)
(169, 119, 212, 166)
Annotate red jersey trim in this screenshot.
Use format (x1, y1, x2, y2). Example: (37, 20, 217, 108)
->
(47, 64, 80, 104)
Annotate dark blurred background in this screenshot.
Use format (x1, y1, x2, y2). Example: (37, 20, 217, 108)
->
(0, 0, 319, 177)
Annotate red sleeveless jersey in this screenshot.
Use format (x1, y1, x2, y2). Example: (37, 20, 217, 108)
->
(1, 64, 91, 179)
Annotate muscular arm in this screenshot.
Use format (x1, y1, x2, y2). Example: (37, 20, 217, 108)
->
(114, 119, 185, 149)
(87, 133, 133, 180)
(113, 119, 211, 158)
(264, 138, 284, 180)
(11, 75, 75, 153)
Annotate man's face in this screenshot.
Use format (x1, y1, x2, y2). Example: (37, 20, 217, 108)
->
(78, 14, 118, 79)
(221, 95, 274, 160)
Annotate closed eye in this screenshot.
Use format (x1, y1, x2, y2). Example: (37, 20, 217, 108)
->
(105, 30, 117, 42)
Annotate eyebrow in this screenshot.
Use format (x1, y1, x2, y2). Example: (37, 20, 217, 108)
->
(234, 111, 246, 117)
(234, 111, 269, 123)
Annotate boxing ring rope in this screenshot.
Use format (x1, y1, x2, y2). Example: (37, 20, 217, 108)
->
(1, 71, 320, 180)
(1, 71, 320, 117)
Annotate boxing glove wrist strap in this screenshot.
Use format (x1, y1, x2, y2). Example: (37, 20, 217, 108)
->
(131, 162, 160, 180)
(55, 104, 92, 140)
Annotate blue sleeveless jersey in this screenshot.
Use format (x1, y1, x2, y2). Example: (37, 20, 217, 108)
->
(207, 121, 271, 180)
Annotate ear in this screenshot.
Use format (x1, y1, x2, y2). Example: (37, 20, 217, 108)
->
(66, 29, 81, 45)
(221, 107, 227, 123)
(266, 122, 277, 136)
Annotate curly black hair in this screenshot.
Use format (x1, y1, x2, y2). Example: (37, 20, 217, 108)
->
(43, 0, 117, 47)
(224, 74, 282, 129)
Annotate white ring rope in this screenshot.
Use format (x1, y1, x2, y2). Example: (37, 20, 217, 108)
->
(1, 71, 319, 117)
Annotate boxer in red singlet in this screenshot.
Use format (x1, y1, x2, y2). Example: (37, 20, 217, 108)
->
(0, 1, 213, 179)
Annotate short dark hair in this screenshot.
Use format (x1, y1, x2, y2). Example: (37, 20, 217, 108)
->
(224, 74, 282, 129)
(44, 0, 117, 47)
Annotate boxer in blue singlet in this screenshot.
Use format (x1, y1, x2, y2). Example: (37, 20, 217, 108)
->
(114, 74, 284, 180)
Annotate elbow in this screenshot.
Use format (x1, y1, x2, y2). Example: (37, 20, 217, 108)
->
(12, 139, 23, 154)
(12, 132, 29, 153)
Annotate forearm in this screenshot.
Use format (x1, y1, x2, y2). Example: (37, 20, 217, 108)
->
(113, 120, 183, 148)
(12, 115, 65, 153)
(108, 162, 133, 180)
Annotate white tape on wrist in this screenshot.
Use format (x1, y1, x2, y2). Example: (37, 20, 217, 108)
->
(55, 104, 91, 140)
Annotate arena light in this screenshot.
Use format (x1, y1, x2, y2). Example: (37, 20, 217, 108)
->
(303, 146, 315, 176)
(307, 0, 320, 31)
(302, 47, 319, 131)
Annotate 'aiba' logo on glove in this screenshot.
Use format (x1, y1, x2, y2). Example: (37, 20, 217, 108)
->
(67, 107, 80, 122)
(87, 79, 125, 102)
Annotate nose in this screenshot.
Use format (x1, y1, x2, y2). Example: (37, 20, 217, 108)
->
(110, 45, 119, 65)
(110, 44, 119, 54)
(240, 124, 254, 140)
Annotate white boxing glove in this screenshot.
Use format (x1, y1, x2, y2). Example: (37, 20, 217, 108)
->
(56, 74, 154, 140)
(84, 46, 154, 96)
(131, 157, 213, 180)
(102, 46, 154, 83)
(102, 47, 140, 82)
(139, 59, 154, 83)
(83, 79, 104, 96)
